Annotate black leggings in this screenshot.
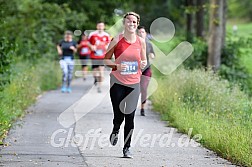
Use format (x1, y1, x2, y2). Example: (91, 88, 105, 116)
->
(110, 77, 140, 148)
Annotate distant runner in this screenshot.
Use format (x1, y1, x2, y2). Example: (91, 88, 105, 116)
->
(77, 32, 91, 80)
(89, 22, 110, 93)
(137, 26, 155, 116)
(57, 30, 77, 93)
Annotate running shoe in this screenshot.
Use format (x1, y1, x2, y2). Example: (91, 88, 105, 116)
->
(67, 87, 72, 93)
(61, 86, 67, 93)
(109, 131, 118, 146)
(94, 77, 97, 86)
(97, 87, 101, 93)
(123, 147, 133, 158)
(140, 109, 145, 116)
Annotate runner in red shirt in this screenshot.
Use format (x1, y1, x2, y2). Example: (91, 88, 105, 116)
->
(88, 22, 110, 93)
(104, 12, 147, 158)
(77, 33, 91, 80)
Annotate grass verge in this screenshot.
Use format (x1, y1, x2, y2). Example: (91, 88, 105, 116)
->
(151, 68, 252, 166)
(0, 58, 61, 143)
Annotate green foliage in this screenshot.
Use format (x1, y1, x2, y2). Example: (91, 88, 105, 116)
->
(180, 34, 252, 95)
(152, 68, 252, 166)
(153, 36, 208, 70)
(228, 0, 252, 21)
(151, 37, 182, 55)
(129, 0, 186, 31)
(219, 35, 252, 94)
(0, 38, 16, 89)
(43, 0, 117, 29)
(183, 37, 208, 68)
(1, 0, 87, 61)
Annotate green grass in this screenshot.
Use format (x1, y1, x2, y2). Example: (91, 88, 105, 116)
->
(227, 22, 252, 38)
(0, 59, 61, 142)
(151, 68, 252, 166)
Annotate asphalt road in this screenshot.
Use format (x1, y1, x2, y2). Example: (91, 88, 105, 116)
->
(0, 75, 236, 167)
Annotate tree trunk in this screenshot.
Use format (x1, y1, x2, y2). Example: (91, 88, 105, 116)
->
(196, 0, 205, 37)
(221, 0, 227, 49)
(207, 0, 224, 72)
(186, 0, 194, 42)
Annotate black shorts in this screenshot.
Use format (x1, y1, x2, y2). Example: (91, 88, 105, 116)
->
(91, 59, 104, 69)
(79, 55, 89, 67)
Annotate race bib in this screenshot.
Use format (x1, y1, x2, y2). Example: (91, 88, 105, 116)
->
(81, 47, 89, 54)
(120, 61, 138, 75)
(95, 49, 104, 56)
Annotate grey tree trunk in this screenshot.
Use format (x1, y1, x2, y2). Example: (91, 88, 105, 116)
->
(207, 0, 225, 71)
(196, 0, 205, 38)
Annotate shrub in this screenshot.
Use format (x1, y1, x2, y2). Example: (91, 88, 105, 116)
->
(181, 35, 252, 95)
(219, 35, 252, 95)
(0, 37, 16, 90)
(183, 37, 208, 69)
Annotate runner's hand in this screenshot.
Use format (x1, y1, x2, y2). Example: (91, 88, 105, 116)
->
(69, 46, 75, 51)
(149, 53, 155, 59)
(58, 50, 62, 56)
(90, 45, 97, 51)
(117, 64, 128, 71)
(140, 60, 147, 69)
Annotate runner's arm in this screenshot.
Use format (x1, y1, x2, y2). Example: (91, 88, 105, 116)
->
(149, 43, 155, 59)
(88, 35, 96, 51)
(56, 45, 62, 56)
(104, 38, 117, 69)
(139, 37, 147, 69)
(104, 37, 125, 71)
(77, 43, 82, 49)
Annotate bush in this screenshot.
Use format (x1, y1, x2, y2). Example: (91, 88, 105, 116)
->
(0, 37, 16, 89)
(181, 35, 252, 95)
(183, 37, 208, 69)
(219, 35, 252, 95)
(151, 68, 252, 166)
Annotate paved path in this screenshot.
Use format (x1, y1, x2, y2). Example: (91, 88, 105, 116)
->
(0, 76, 235, 167)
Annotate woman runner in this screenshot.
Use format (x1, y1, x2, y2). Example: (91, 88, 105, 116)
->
(104, 12, 147, 158)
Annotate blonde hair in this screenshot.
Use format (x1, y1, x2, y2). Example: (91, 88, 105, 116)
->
(123, 12, 140, 25)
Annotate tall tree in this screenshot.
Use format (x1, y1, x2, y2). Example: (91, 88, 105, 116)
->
(221, 0, 227, 48)
(207, 0, 226, 71)
(185, 0, 194, 42)
(195, 0, 205, 37)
